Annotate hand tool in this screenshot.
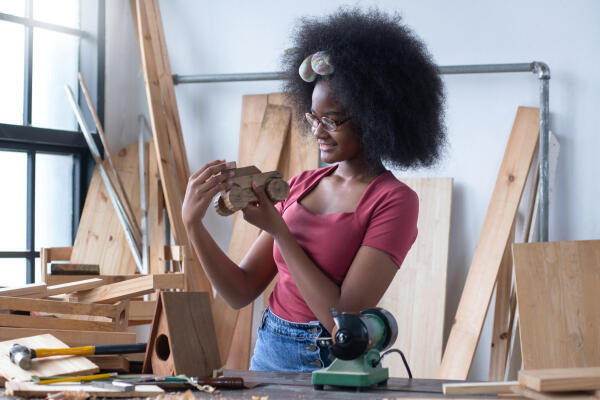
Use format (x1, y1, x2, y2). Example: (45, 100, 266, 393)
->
(32, 372, 117, 385)
(312, 307, 411, 390)
(9, 342, 147, 370)
(113, 375, 245, 389)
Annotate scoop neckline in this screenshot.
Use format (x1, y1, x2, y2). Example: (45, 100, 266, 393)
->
(295, 165, 390, 216)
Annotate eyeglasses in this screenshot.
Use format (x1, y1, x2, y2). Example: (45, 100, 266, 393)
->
(304, 112, 352, 132)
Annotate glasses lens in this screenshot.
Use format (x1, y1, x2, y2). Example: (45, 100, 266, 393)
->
(305, 113, 319, 128)
(321, 117, 337, 132)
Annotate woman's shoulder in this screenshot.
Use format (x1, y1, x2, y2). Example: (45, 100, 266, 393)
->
(288, 165, 336, 191)
(363, 172, 419, 209)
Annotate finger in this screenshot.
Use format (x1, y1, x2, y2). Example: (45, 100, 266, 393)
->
(197, 174, 232, 195)
(251, 181, 271, 204)
(190, 162, 232, 187)
(190, 159, 226, 181)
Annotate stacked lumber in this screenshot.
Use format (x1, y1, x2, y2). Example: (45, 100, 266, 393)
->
(443, 368, 600, 399)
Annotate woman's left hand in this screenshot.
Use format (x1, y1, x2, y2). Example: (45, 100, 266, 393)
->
(241, 182, 287, 237)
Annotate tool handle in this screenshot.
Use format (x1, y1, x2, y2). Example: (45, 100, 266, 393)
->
(194, 377, 244, 389)
(34, 346, 95, 358)
(38, 372, 115, 385)
(94, 343, 147, 355)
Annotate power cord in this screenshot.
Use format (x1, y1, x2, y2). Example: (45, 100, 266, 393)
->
(375, 349, 413, 379)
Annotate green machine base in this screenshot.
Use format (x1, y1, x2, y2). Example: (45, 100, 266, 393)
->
(311, 349, 388, 390)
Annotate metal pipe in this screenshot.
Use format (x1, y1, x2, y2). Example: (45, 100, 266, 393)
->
(173, 61, 552, 241)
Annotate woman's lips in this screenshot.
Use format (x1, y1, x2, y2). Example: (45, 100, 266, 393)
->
(319, 143, 335, 152)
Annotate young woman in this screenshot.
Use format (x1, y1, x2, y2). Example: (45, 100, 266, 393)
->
(182, 8, 445, 372)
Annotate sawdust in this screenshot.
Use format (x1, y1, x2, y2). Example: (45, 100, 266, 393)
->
(45, 391, 90, 400)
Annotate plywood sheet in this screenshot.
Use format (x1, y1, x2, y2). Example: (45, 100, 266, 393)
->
(438, 106, 540, 379)
(514, 240, 600, 370)
(70, 142, 143, 275)
(377, 177, 453, 378)
(0, 334, 98, 382)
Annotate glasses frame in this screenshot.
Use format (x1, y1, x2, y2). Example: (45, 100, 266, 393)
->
(304, 112, 352, 132)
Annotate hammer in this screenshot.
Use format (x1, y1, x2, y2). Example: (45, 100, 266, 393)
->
(9, 342, 147, 370)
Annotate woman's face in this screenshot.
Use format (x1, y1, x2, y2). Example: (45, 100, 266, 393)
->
(310, 80, 362, 165)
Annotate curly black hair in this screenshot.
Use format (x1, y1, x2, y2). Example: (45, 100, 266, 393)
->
(282, 8, 446, 170)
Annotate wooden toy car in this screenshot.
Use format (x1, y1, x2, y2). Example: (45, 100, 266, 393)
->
(214, 162, 290, 216)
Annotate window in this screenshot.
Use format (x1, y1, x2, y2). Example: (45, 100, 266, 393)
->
(0, 1, 105, 284)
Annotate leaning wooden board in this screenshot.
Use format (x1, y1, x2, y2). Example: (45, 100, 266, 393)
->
(377, 177, 452, 378)
(224, 101, 292, 369)
(0, 334, 98, 383)
(514, 240, 600, 370)
(438, 106, 540, 379)
(70, 142, 142, 275)
(5, 382, 164, 398)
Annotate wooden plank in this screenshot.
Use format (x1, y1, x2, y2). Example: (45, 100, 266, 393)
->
(489, 224, 516, 380)
(438, 106, 540, 379)
(4, 382, 163, 398)
(129, 300, 157, 321)
(224, 100, 291, 370)
(0, 327, 136, 346)
(519, 368, 600, 392)
(133, 0, 210, 293)
(511, 386, 598, 400)
(377, 178, 453, 378)
(45, 278, 105, 296)
(86, 355, 130, 372)
(50, 263, 100, 275)
(443, 381, 518, 395)
(74, 274, 184, 304)
(0, 296, 122, 319)
(148, 137, 166, 277)
(0, 283, 46, 298)
(46, 274, 147, 285)
(0, 314, 120, 332)
(0, 334, 98, 382)
(513, 240, 600, 370)
(70, 142, 142, 275)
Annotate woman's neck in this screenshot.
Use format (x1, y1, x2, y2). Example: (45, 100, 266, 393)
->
(335, 159, 385, 183)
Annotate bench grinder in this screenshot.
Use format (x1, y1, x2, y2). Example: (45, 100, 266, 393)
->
(312, 307, 410, 390)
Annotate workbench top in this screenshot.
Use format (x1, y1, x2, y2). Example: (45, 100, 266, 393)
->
(190, 370, 494, 399)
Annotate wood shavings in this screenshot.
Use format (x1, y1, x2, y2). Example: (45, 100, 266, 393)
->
(251, 396, 269, 400)
(149, 389, 195, 400)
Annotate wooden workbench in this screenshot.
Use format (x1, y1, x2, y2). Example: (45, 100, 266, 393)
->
(190, 370, 495, 399)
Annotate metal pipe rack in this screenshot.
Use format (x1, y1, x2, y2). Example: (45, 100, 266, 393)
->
(173, 62, 551, 241)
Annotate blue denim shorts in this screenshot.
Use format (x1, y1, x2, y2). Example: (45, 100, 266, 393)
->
(249, 307, 332, 372)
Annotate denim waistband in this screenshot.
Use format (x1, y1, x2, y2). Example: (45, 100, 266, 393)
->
(261, 307, 329, 339)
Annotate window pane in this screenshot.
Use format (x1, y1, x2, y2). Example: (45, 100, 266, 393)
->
(32, 28, 78, 131)
(35, 153, 73, 251)
(0, 151, 27, 251)
(0, 258, 27, 287)
(0, 0, 25, 16)
(0, 21, 24, 125)
(33, 0, 79, 29)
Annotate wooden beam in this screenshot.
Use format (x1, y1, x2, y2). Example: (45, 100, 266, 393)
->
(0, 283, 46, 298)
(0, 313, 119, 332)
(132, 0, 210, 293)
(86, 355, 130, 373)
(45, 278, 105, 296)
(438, 107, 540, 379)
(0, 327, 136, 346)
(129, 300, 157, 322)
(74, 274, 184, 304)
(443, 381, 519, 395)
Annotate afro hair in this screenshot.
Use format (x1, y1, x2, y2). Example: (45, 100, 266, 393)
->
(282, 8, 446, 170)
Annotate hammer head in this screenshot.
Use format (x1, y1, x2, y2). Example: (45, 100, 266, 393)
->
(9, 343, 33, 370)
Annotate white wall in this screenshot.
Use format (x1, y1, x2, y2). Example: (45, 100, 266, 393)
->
(105, 0, 600, 380)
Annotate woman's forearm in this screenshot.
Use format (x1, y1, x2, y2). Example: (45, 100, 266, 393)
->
(273, 226, 342, 332)
(186, 222, 252, 308)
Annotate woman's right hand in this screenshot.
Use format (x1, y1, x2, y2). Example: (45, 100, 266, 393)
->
(182, 159, 233, 229)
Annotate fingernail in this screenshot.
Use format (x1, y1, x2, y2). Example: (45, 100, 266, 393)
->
(228, 171, 235, 176)
(252, 181, 258, 187)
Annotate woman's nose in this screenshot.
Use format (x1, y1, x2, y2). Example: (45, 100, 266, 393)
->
(312, 123, 328, 138)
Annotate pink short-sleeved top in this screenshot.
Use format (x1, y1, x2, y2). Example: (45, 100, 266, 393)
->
(268, 165, 419, 322)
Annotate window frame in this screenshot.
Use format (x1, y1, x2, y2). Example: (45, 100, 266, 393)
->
(0, 0, 105, 283)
